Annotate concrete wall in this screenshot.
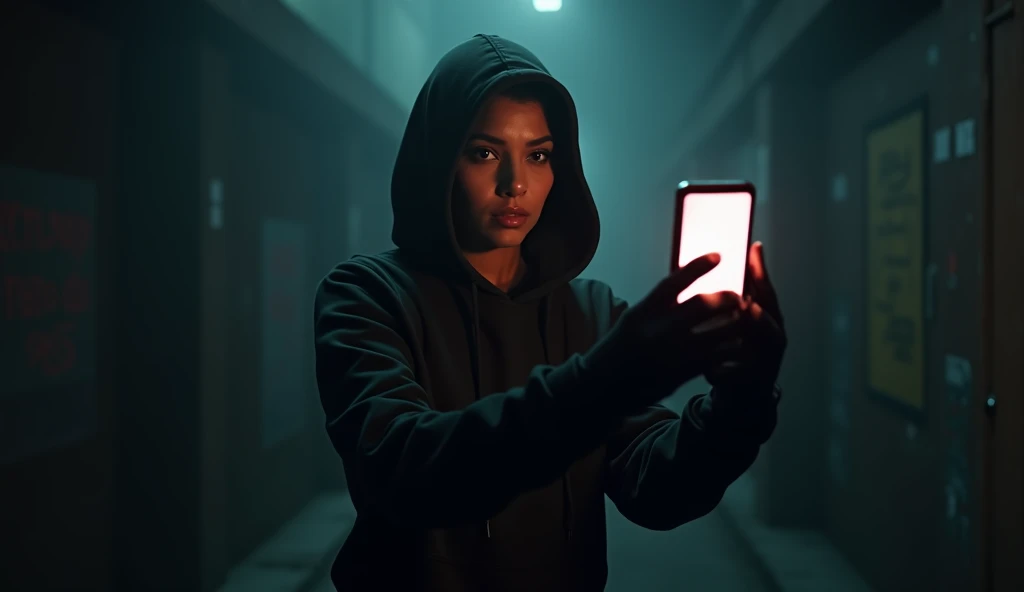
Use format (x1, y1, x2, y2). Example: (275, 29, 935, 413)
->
(822, 2, 983, 591)
(281, 0, 434, 110)
(200, 31, 336, 574)
(0, 2, 406, 590)
(751, 79, 833, 531)
(0, 3, 119, 590)
(672, 0, 986, 590)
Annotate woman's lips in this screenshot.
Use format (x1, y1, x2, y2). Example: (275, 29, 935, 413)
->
(493, 206, 529, 228)
(494, 214, 528, 228)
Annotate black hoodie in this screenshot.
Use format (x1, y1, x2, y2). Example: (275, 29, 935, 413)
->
(314, 34, 778, 592)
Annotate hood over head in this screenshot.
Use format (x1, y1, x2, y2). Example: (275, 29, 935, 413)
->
(390, 34, 600, 300)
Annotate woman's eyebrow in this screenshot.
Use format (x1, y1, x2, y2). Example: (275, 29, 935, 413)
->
(467, 133, 554, 147)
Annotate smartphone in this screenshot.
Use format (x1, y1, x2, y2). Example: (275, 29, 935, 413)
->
(671, 180, 756, 304)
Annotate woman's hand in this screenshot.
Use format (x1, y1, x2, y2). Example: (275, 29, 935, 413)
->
(707, 242, 787, 394)
(585, 253, 749, 414)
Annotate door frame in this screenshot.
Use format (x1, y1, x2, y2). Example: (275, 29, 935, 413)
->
(979, 1, 1024, 590)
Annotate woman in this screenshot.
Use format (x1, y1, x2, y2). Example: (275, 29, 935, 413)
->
(314, 34, 786, 592)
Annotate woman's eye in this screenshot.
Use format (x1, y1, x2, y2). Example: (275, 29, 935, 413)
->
(474, 148, 496, 160)
(530, 151, 551, 163)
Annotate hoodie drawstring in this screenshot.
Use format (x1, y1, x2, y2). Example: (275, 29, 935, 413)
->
(468, 284, 483, 402)
(466, 285, 489, 538)
(466, 287, 573, 542)
(540, 296, 574, 542)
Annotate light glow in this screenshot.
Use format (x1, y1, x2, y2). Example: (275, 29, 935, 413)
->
(533, 0, 562, 12)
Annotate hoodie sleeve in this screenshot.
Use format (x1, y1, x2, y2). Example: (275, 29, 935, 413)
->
(599, 289, 780, 531)
(315, 259, 629, 529)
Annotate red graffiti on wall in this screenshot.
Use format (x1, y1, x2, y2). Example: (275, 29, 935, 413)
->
(0, 199, 93, 381)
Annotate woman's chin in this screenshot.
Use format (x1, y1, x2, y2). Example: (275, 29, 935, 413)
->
(485, 228, 529, 249)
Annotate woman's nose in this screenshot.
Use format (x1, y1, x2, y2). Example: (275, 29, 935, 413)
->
(500, 181, 527, 198)
(497, 162, 527, 198)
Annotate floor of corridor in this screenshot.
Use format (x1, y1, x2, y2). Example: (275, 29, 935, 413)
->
(603, 504, 770, 592)
(310, 501, 769, 592)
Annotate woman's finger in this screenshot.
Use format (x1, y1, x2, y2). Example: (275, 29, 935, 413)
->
(650, 253, 721, 308)
(749, 243, 784, 329)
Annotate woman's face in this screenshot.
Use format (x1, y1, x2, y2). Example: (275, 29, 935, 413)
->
(452, 95, 555, 253)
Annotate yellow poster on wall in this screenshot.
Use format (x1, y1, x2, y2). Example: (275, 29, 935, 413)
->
(865, 104, 926, 413)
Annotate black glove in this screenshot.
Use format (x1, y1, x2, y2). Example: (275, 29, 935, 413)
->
(584, 253, 747, 416)
(707, 242, 787, 399)
(705, 243, 786, 442)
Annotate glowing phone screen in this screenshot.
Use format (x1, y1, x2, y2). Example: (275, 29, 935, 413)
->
(675, 191, 753, 304)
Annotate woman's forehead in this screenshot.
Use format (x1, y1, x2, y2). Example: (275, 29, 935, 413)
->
(469, 97, 552, 137)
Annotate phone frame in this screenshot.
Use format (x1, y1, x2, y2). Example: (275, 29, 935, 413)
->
(670, 180, 758, 296)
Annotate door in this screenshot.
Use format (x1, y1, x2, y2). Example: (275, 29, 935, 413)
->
(982, 1, 1024, 590)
